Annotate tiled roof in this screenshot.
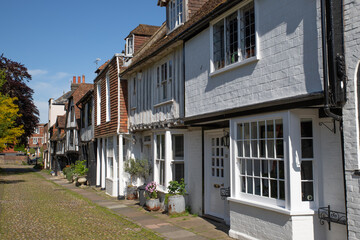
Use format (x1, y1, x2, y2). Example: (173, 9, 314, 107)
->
(126, 24, 161, 38)
(95, 60, 110, 74)
(54, 90, 73, 104)
(57, 114, 66, 129)
(122, 0, 229, 74)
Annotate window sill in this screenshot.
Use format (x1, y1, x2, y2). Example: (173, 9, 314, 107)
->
(227, 197, 315, 216)
(154, 99, 174, 108)
(167, 23, 184, 35)
(209, 56, 259, 78)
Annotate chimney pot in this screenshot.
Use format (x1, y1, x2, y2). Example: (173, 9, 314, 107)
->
(82, 75, 85, 83)
(78, 76, 81, 83)
(73, 76, 76, 83)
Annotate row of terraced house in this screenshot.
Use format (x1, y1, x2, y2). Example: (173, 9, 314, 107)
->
(42, 0, 360, 239)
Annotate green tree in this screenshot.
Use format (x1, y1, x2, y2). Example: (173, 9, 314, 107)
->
(0, 70, 24, 151)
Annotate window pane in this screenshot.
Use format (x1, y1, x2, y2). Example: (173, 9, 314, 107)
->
(241, 176, 246, 192)
(301, 119, 313, 137)
(301, 139, 313, 158)
(174, 163, 184, 182)
(270, 160, 277, 178)
(267, 140, 274, 158)
(173, 135, 184, 159)
(301, 161, 313, 180)
(267, 120, 274, 138)
(213, 20, 225, 70)
(255, 178, 261, 195)
(259, 140, 265, 157)
(279, 181, 285, 200)
(226, 12, 238, 65)
(259, 121, 266, 138)
(244, 140, 250, 157)
(251, 122, 258, 139)
(262, 179, 269, 197)
(251, 140, 258, 157)
(276, 140, 284, 158)
(237, 123, 243, 140)
(246, 159, 252, 176)
(244, 122, 250, 139)
(254, 159, 260, 176)
(302, 182, 314, 201)
(247, 177, 253, 194)
(240, 159, 246, 175)
(237, 141, 243, 157)
(270, 180, 277, 199)
(262, 160, 268, 177)
(275, 119, 283, 138)
(279, 161, 284, 179)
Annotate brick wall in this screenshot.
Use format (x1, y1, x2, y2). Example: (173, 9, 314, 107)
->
(343, 0, 360, 239)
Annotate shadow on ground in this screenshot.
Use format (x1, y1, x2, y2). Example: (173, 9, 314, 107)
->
(0, 165, 40, 176)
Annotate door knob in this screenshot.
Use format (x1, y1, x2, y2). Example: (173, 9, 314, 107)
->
(214, 184, 221, 188)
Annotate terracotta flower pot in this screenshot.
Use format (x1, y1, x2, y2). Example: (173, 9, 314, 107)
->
(127, 186, 138, 200)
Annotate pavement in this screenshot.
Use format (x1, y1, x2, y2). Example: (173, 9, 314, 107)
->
(40, 172, 233, 240)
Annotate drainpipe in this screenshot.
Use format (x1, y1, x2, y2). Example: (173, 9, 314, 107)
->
(320, 0, 348, 237)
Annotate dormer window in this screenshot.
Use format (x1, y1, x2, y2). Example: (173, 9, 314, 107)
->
(168, 0, 184, 31)
(126, 36, 134, 56)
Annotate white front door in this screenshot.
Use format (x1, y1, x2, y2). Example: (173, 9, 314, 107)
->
(205, 130, 230, 221)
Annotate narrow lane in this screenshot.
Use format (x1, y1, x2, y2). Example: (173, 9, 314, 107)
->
(0, 165, 162, 240)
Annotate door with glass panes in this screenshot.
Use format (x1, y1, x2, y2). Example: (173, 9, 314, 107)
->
(204, 130, 230, 220)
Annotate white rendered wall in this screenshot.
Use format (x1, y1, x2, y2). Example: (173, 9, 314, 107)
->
(184, 0, 323, 118)
(343, 1, 360, 239)
(48, 99, 65, 128)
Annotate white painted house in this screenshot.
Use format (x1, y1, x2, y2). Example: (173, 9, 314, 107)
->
(120, 0, 349, 239)
(182, 0, 347, 239)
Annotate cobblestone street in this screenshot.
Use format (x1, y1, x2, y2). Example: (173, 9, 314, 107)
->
(0, 165, 161, 240)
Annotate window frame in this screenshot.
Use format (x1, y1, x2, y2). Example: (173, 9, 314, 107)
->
(210, 0, 258, 75)
(105, 72, 111, 122)
(167, 0, 184, 32)
(172, 134, 185, 182)
(96, 81, 101, 125)
(156, 134, 166, 186)
(87, 100, 92, 127)
(126, 35, 134, 56)
(231, 112, 288, 208)
(155, 58, 173, 104)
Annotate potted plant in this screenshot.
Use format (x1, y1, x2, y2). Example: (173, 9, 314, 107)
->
(167, 178, 186, 215)
(124, 158, 147, 199)
(73, 160, 88, 187)
(63, 164, 75, 183)
(145, 181, 160, 211)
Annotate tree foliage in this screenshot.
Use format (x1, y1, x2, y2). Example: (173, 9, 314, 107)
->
(0, 70, 24, 152)
(0, 54, 39, 145)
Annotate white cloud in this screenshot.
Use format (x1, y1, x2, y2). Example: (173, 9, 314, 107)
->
(29, 69, 48, 77)
(49, 72, 71, 80)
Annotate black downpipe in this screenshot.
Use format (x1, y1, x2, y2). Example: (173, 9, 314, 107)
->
(320, 0, 342, 121)
(321, 0, 348, 238)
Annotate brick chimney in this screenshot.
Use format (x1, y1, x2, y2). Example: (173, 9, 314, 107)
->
(78, 76, 81, 84)
(73, 76, 76, 84)
(71, 76, 80, 91)
(82, 75, 85, 83)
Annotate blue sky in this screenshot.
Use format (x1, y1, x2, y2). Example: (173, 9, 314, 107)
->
(1, 0, 165, 123)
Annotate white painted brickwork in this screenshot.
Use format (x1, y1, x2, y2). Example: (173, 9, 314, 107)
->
(343, 0, 360, 239)
(185, 0, 323, 118)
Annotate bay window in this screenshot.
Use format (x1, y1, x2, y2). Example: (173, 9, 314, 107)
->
(237, 119, 285, 202)
(212, 1, 256, 71)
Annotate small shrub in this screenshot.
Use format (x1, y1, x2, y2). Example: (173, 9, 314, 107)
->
(73, 160, 88, 177)
(168, 178, 186, 195)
